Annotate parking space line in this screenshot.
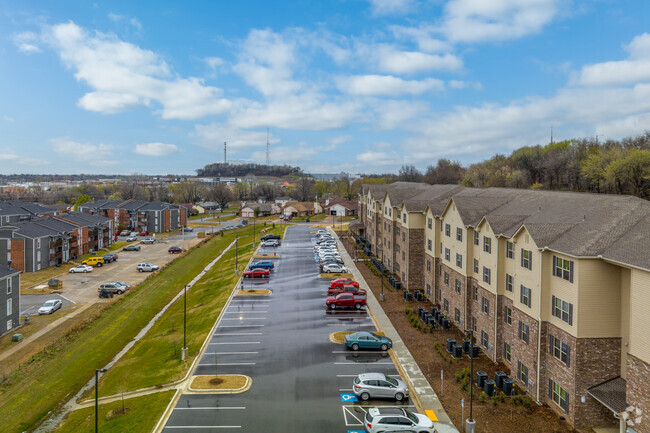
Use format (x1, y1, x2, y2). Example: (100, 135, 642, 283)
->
(331, 350, 385, 354)
(199, 362, 256, 366)
(212, 352, 258, 355)
(174, 407, 246, 410)
(223, 311, 267, 314)
(218, 325, 265, 328)
(220, 318, 266, 321)
(164, 426, 241, 429)
(334, 362, 395, 365)
(213, 332, 263, 336)
(210, 342, 261, 345)
(336, 374, 359, 377)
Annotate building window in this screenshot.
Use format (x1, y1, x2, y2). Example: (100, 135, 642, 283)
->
(403, 214, 406, 223)
(455, 279, 461, 294)
(481, 330, 489, 347)
(474, 231, 479, 245)
(445, 248, 450, 261)
(426, 283, 431, 295)
(472, 285, 478, 301)
(396, 226, 400, 236)
(402, 251, 405, 261)
(521, 249, 532, 270)
(472, 316, 477, 331)
(553, 256, 574, 282)
(427, 260, 431, 272)
(456, 227, 463, 241)
(473, 258, 479, 273)
(482, 266, 491, 284)
(455, 308, 461, 322)
(384, 222, 386, 230)
(506, 274, 513, 292)
(518, 321, 529, 344)
(444, 299, 449, 312)
(396, 244, 400, 253)
(445, 224, 451, 237)
(520, 285, 532, 308)
(6, 319, 12, 331)
(396, 263, 401, 272)
(427, 239, 432, 251)
(444, 272, 449, 286)
(504, 342, 511, 361)
(481, 296, 490, 315)
(428, 218, 432, 229)
(549, 334, 571, 367)
(397, 210, 401, 219)
(389, 208, 392, 216)
(456, 253, 462, 268)
(6, 298, 12, 316)
(483, 236, 491, 253)
(506, 241, 514, 259)
(552, 296, 573, 325)
(6, 278, 11, 295)
(518, 361, 529, 385)
(504, 305, 512, 325)
(550, 380, 569, 413)
(440, 221, 443, 231)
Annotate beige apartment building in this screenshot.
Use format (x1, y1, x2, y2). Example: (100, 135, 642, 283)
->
(358, 183, 650, 433)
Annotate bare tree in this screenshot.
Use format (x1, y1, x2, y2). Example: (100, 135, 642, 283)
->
(424, 159, 465, 184)
(169, 181, 205, 203)
(398, 165, 422, 182)
(207, 183, 233, 209)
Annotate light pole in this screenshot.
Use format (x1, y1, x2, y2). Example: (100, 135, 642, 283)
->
(95, 368, 107, 433)
(465, 329, 476, 433)
(182, 285, 188, 361)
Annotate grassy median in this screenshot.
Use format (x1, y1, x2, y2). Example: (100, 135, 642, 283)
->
(0, 226, 274, 433)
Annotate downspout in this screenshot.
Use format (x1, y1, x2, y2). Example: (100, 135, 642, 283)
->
(494, 236, 499, 363)
(536, 250, 544, 404)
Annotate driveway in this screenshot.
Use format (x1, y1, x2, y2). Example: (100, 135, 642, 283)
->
(20, 293, 74, 315)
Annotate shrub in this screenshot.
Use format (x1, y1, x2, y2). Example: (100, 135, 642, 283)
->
(521, 395, 532, 408)
(491, 395, 499, 406)
(512, 395, 522, 406)
(479, 391, 488, 403)
(461, 377, 469, 392)
(498, 391, 506, 403)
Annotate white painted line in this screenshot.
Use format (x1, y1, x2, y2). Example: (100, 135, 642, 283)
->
(334, 362, 394, 365)
(199, 362, 256, 366)
(218, 325, 264, 328)
(174, 407, 246, 410)
(213, 332, 262, 336)
(210, 342, 260, 345)
(164, 426, 241, 429)
(206, 352, 259, 355)
(58, 293, 77, 304)
(223, 311, 267, 314)
(220, 318, 266, 321)
(336, 374, 359, 377)
(331, 350, 386, 354)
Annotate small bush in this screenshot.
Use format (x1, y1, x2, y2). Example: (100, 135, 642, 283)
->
(461, 377, 469, 392)
(405, 308, 412, 315)
(498, 391, 506, 403)
(512, 395, 522, 406)
(479, 391, 488, 403)
(491, 394, 499, 406)
(521, 395, 532, 408)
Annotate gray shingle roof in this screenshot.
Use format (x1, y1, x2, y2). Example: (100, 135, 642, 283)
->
(33, 217, 78, 232)
(0, 266, 20, 279)
(11, 221, 61, 238)
(57, 212, 111, 227)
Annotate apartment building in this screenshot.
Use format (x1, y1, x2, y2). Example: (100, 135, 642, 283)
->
(0, 200, 58, 226)
(78, 199, 187, 232)
(358, 183, 650, 432)
(0, 265, 20, 336)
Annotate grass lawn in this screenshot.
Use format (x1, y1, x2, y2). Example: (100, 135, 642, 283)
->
(106, 242, 128, 251)
(20, 263, 75, 290)
(289, 213, 328, 222)
(0, 226, 262, 433)
(55, 390, 175, 433)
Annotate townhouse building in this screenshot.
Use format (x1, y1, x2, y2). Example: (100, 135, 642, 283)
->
(0, 265, 21, 336)
(358, 183, 650, 432)
(78, 199, 187, 233)
(0, 200, 58, 226)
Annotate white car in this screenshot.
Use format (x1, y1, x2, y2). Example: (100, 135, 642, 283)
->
(261, 239, 279, 247)
(69, 264, 93, 273)
(140, 238, 155, 244)
(323, 263, 348, 273)
(137, 262, 159, 272)
(38, 299, 63, 315)
(364, 407, 434, 433)
(126, 236, 138, 242)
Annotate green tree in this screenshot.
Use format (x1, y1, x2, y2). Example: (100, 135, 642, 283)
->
(73, 194, 91, 211)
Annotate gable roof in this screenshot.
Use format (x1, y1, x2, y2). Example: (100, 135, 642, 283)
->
(325, 200, 358, 210)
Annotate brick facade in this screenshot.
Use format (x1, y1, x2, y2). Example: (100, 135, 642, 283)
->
(437, 263, 467, 328)
(406, 227, 425, 290)
(423, 253, 435, 301)
(627, 354, 650, 433)
(507, 305, 540, 394)
(164, 210, 171, 232)
(469, 281, 496, 359)
(10, 239, 25, 272)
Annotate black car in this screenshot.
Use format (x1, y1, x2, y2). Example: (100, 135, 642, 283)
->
(103, 253, 118, 263)
(122, 245, 141, 252)
(261, 234, 281, 241)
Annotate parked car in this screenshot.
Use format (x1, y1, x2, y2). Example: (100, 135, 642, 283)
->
(261, 239, 279, 247)
(326, 292, 366, 310)
(82, 256, 104, 267)
(69, 264, 93, 273)
(249, 261, 274, 270)
(344, 331, 392, 351)
(183, 226, 194, 232)
(330, 278, 359, 289)
(243, 268, 270, 278)
(261, 234, 281, 241)
(139, 231, 149, 236)
(363, 407, 434, 433)
(140, 238, 155, 244)
(102, 253, 118, 263)
(38, 299, 62, 315)
(113, 281, 132, 289)
(327, 284, 366, 297)
(322, 263, 348, 273)
(126, 236, 138, 242)
(137, 262, 159, 272)
(98, 282, 128, 294)
(353, 372, 409, 401)
(122, 245, 141, 252)
(114, 230, 122, 236)
(168, 246, 183, 254)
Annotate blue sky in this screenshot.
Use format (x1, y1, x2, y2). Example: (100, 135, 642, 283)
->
(1, 0, 650, 175)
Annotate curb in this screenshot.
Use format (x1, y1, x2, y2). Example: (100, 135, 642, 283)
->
(187, 375, 252, 394)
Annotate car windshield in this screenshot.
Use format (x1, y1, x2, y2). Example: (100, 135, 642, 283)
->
(385, 377, 398, 386)
(44, 301, 56, 306)
(404, 409, 417, 422)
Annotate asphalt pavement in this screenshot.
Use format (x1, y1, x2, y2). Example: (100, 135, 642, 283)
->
(162, 225, 414, 433)
(19, 293, 74, 315)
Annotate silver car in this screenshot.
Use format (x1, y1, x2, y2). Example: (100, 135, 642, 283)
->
(353, 372, 409, 401)
(364, 407, 434, 433)
(323, 263, 348, 273)
(137, 262, 159, 272)
(38, 299, 62, 315)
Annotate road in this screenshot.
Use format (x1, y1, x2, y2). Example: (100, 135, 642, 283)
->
(162, 225, 413, 433)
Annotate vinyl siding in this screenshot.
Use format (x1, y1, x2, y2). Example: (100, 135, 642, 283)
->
(543, 252, 578, 336)
(577, 259, 621, 338)
(439, 204, 468, 277)
(511, 227, 541, 318)
(629, 268, 650, 364)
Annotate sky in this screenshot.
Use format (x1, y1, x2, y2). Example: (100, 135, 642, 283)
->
(1, 0, 650, 176)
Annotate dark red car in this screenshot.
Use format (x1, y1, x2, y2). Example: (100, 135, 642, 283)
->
(243, 268, 270, 278)
(168, 246, 183, 254)
(329, 278, 360, 289)
(139, 231, 149, 236)
(327, 284, 366, 297)
(326, 293, 367, 310)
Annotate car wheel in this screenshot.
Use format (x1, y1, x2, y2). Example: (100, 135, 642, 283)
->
(395, 392, 404, 401)
(84, 270, 88, 273)
(118, 290, 123, 294)
(354, 303, 361, 310)
(351, 343, 359, 351)
(380, 343, 388, 351)
(139, 269, 143, 272)
(329, 303, 336, 310)
(360, 392, 370, 401)
(97, 263, 103, 267)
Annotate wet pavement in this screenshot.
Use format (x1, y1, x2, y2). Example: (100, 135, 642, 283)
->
(162, 225, 414, 433)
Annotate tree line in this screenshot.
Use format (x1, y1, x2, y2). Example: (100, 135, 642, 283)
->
(196, 162, 303, 177)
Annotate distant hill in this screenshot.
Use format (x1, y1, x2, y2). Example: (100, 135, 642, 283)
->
(196, 163, 303, 178)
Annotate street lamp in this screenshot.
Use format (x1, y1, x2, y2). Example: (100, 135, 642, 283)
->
(182, 285, 188, 361)
(465, 329, 476, 433)
(95, 368, 107, 433)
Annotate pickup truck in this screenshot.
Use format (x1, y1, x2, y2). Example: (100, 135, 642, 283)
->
(326, 293, 367, 310)
(261, 234, 281, 241)
(327, 284, 366, 297)
(249, 260, 274, 270)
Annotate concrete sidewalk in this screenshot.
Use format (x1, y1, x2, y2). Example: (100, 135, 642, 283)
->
(335, 231, 460, 433)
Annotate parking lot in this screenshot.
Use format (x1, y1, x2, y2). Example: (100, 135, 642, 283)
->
(162, 225, 415, 433)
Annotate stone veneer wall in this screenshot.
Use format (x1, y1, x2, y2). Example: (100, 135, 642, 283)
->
(627, 354, 650, 433)
(407, 228, 425, 291)
(438, 263, 467, 328)
(469, 281, 496, 358)
(423, 254, 436, 301)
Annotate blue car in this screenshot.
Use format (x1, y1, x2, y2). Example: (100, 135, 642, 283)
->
(249, 260, 274, 270)
(344, 331, 392, 351)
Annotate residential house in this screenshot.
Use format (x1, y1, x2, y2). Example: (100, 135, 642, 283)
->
(0, 265, 20, 336)
(282, 202, 322, 217)
(240, 202, 281, 218)
(324, 200, 358, 216)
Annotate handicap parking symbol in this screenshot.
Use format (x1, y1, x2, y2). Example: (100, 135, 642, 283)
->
(340, 393, 358, 402)
(347, 431, 365, 433)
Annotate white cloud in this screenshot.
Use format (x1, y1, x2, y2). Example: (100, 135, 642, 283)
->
(373, 45, 462, 74)
(2, 115, 15, 123)
(13, 32, 41, 53)
(325, 135, 352, 146)
(356, 150, 403, 166)
(0, 152, 48, 167)
(134, 142, 179, 156)
(251, 141, 336, 164)
(42, 21, 231, 119)
(389, 25, 453, 53)
(50, 138, 118, 166)
(440, 0, 560, 43)
(448, 80, 482, 90)
(572, 33, 650, 87)
(337, 75, 444, 96)
(367, 0, 416, 16)
(130, 18, 142, 30)
(194, 124, 280, 150)
(373, 100, 430, 130)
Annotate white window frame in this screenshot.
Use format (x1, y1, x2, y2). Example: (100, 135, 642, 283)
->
(6, 298, 12, 316)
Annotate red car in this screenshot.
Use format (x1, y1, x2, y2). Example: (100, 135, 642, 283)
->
(168, 246, 183, 254)
(243, 268, 270, 278)
(326, 293, 367, 310)
(139, 231, 149, 236)
(329, 278, 359, 289)
(327, 284, 366, 297)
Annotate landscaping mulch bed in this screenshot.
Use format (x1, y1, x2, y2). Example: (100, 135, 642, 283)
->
(345, 243, 577, 433)
(190, 375, 248, 391)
